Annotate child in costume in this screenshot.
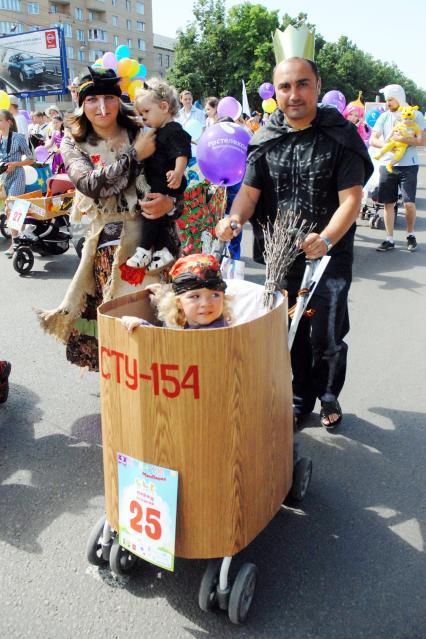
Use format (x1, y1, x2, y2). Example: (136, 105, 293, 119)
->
(343, 104, 369, 143)
(373, 105, 422, 173)
(121, 253, 232, 331)
(45, 115, 65, 174)
(126, 79, 192, 272)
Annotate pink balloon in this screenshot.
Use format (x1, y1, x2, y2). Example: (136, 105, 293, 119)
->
(217, 96, 242, 120)
(102, 51, 117, 70)
(35, 145, 50, 163)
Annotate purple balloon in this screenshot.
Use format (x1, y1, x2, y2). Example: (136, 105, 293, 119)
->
(35, 145, 50, 163)
(197, 122, 250, 186)
(217, 96, 242, 120)
(19, 109, 31, 124)
(322, 90, 346, 113)
(258, 82, 275, 100)
(102, 51, 117, 70)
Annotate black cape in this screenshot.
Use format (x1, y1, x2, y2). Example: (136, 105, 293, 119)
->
(247, 105, 374, 263)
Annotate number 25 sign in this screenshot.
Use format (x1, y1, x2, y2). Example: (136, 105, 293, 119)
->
(117, 454, 179, 571)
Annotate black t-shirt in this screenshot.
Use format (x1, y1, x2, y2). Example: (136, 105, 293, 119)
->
(145, 121, 191, 197)
(244, 126, 366, 276)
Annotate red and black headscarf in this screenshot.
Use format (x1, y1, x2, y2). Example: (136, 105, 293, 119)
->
(170, 254, 226, 295)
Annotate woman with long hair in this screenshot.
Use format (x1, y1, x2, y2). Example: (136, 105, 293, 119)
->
(37, 67, 186, 371)
(0, 109, 33, 256)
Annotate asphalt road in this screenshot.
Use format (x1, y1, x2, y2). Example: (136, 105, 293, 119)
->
(1, 156, 426, 638)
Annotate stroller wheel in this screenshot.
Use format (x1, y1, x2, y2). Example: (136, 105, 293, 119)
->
(228, 563, 258, 625)
(86, 515, 110, 567)
(0, 213, 11, 240)
(198, 560, 221, 612)
(109, 536, 137, 576)
(290, 457, 313, 502)
(13, 247, 34, 275)
(373, 216, 382, 229)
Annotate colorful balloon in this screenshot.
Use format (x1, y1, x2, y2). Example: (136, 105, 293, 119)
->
(128, 79, 144, 101)
(128, 59, 139, 77)
(117, 57, 132, 78)
(217, 96, 242, 120)
(262, 98, 277, 114)
(94, 58, 103, 67)
(365, 108, 382, 128)
(115, 44, 131, 61)
(322, 90, 346, 113)
(119, 77, 131, 93)
(0, 91, 11, 109)
(35, 146, 50, 163)
(196, 122, 250, 186)
(258, 82, 275, 100)
(23, 165, 38, 185)
(19, 109, 31, 124)
(184, 119, 203, 142)
(102, 51, 117, 69)
(138, 64, 147, 79)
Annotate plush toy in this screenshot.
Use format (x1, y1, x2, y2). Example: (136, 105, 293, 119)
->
(374, 105, 421, 173)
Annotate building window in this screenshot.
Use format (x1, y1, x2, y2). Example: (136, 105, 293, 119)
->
(126, 19, 131, 30)
(0, 20, 22, 31)
(165, 54, 170, 68)
(0, 0, 21, 10)
(27, 2, 40, 14)
(113, 34, 119, 46)
(88, 28, 108, 42)
(136, 1, 144, 14)
(50, 4, 57, 12)
(111, 15, 118, 26)
(125, 0, 131, 10)
(88, 10, 93, 20)
(78, 50, 85, 61)
(137, 38, 145, 51)
(136, 21, 144, 31)
(63, 23, 72, 38)
(67, 46, 74, 59)
(127, 38, 132, 48)
(76, 29, 84, 41)
(157, 53, 162, 67)
(75, 7, 83, 20)
(111, 0, 117, 5)
(89, 50, 96, 62)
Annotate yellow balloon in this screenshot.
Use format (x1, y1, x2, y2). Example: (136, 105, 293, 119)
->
(117, 57, 132, 78)
(0, 90, 11, 110)
(128, 79, 144, 101)
(129, 59, 139, 77)
(262, 98, 277, 114)
(95, 58, 103, 66)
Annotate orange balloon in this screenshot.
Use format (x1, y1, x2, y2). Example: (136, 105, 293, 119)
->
(119, 77, 131, 93)
(128, 79, 144, 101)
(117, 57, 132, 78)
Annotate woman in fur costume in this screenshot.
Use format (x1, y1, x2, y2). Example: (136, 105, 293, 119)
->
(37, 68, 185, 371)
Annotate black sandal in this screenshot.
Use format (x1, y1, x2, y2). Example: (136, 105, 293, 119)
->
(320, 399, 342, 430)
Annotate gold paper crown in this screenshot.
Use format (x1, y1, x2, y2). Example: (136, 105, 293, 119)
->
(273, 24, 315, 64)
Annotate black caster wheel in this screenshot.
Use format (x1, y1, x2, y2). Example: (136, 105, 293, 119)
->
(109, 536, 137, 576)
(290, 457, 313, 502)
(0, 213, 11, 239)
(86, 515, 110, 567)
(198, 560, 221, 611)
(13, 247, 34, 275)
(373, 217, 382, 229)
(228, 563, 258, 625)
(75, 236, 85, 259)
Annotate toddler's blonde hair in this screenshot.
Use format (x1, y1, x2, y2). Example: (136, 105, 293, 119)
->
(134, 77, 180, 117)
(152, 285, 233, 328)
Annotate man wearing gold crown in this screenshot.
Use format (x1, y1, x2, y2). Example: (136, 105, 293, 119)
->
(217, 26, 373, 430)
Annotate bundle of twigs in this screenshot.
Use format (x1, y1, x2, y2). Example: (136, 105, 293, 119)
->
(262, 209, 314, 310)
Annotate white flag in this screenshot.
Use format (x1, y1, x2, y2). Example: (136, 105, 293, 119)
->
(242, 80, 251, 116)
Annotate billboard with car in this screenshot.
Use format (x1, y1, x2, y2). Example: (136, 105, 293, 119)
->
(0, 27, 68, 98)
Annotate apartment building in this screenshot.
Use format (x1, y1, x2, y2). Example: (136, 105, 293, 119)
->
(152, 33, 174, 79)
(0, 0, 155, 107)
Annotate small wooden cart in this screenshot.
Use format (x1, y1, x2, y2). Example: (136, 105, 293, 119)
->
(86, 281, 312, 624)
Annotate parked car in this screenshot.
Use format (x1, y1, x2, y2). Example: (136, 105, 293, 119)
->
(7, 53, 46, 84)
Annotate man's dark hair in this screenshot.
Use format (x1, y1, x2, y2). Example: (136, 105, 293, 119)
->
(274, 57, 320, 81)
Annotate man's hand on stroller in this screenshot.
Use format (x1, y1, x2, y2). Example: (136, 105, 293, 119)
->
(215, 217, 241, 241)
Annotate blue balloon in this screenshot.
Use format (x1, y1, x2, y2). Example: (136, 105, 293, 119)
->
(365, 108, 382, 128)
(115, 44, 131, 61)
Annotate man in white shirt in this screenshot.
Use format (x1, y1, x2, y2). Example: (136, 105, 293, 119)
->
(176, 90, 205, 128)
(8, 95, 29, 140)
(370, 84, 426, 252)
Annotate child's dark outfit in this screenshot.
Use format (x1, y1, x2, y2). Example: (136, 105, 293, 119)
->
(131, 122, 191, 269)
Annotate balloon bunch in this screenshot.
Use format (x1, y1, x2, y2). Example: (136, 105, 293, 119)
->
(258, 82, 277, 114)
(0, 90, 10, 110)
(93, 45, 147, 101)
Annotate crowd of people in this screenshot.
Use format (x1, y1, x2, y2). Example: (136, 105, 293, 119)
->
(1, 60, 424, 432)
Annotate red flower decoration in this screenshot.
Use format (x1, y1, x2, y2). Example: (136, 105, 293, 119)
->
(119, 262, 146, 286)
(90, 154, 101, 164)
(177, 218, 186, 229)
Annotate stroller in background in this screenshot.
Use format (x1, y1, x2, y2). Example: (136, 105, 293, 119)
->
(360, 147, 400, 229)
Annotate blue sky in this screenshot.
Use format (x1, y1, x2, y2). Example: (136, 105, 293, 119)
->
(153, 0, 426, 90)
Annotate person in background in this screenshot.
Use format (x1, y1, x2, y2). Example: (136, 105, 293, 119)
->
(204, 97, 219, 127)
(177, 90, 206, 128)
(8, 96, 29, 140)
(0, 109, 33, 257)
(0, 360, 11, 404)
(68, 77, 80, 109)
(44, 105, 61, 138)
(45, 115, 65, 174)
(369, 84, 426, 252)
